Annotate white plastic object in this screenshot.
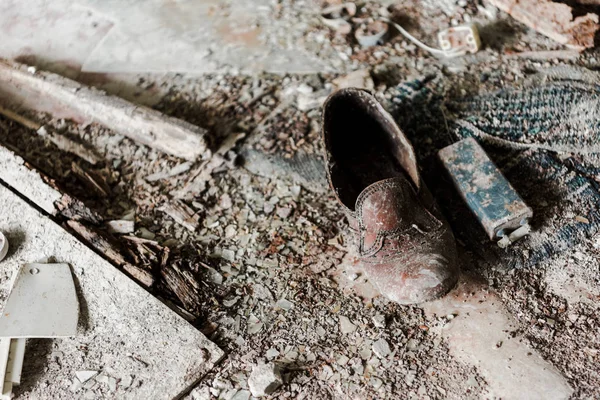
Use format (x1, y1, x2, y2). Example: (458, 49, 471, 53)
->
(0, 263, 79, 338)
(438, 24, 481, 56)
(498, 224, 532, 248)
(0, 233, 8, 262)
(0, 264, 79, 399)
(384, 19, 466, 58)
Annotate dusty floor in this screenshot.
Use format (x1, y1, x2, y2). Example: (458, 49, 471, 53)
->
(1, 0, 600, 399)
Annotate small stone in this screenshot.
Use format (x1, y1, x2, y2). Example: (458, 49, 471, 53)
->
(225, 225, 237, 238)
(221, 249, 236, 262)
(370, 377, 383, 390)
(568, 313, 579, 323)
(108, 377, 117, 392)
(372, 338, 391, 358)
(247, 314, 263, 335)
(231, 390, 251, 400)
(138, 227, 155, 240)
(248, 363, 283, 397)
(372, 314, 385, 328)
(316, 326, 326, 337)
(275, 298, 294, 311)
(220, 194, 233, 209)
(69, 379, 83, 392)
(406, 339, 418, 351)
(276, 207, 292, 219)
(320, 365, 334, 380)
(359, 345, 372, 360)
(339, 316, 357, 334)
(206, 267, 224, 285)
(106, 220, 135, 234)
(121, 375, 134, 388)
(266, 348, 280, 359)
(336, 355, 350, 366)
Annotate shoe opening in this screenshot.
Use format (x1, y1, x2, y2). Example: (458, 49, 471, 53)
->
(323, 89, 419, 210)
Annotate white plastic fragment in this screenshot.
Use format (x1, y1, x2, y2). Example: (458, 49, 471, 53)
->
(0, 233, 7, 262)
(0, 263, 79, 338)
(6, 338, 26, 384)
(498, 224, 532, 248)
(75, 371, 99, 384)
(438, 24, 481, 56)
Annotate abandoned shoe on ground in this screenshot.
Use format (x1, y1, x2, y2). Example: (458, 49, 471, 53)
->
(322, 88, 459, 304)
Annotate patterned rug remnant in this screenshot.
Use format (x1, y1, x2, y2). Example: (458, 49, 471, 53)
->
(386, 69, 600, 268)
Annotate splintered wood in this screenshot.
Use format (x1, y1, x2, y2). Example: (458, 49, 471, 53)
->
(487, 0, 599, 50)
(67, 221, 154, 288)
(162, 200, 201, 232)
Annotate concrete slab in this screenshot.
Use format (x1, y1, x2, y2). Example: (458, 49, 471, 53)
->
(0, 184, 224, 399)
(0, 0, 335, 75)
(423, 274, 573, 400)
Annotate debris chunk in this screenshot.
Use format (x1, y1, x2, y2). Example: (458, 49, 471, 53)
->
(486, 0, 599, 50)
(247, 314, 263, 335)
(162, 200, 200, 232)
(372, 338, 391, 358)
(75, 371, 99, 384)
(106, 220, 135, 234)
(248, 363, 283, 397)
(332, 69, 374, 91)
(339, 315, 357, 334)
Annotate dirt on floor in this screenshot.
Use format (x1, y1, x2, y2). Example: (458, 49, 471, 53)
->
(1, 0, 600, 398)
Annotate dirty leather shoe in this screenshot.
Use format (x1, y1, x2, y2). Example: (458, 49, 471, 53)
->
(322, 88, 459, 304)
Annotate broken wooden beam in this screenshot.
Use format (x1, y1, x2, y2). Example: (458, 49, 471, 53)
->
(67, 220, 154, 288)
(486, 0, 599, 50)
(0, 59, 209, 160)
(0, 106, 103, 165)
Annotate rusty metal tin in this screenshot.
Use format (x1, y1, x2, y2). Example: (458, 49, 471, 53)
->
(438, 137, 533, 241)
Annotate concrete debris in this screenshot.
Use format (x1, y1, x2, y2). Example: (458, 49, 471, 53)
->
(332, 69, 375, 91)
(275, 298, 294, 311)
(355, 21, 389, 47)
(0, 185, 224, 398)
(231, 390, 251, 400)
(266, 348, 280, 360)
(247, 314, 263, 335)
(1, 2, 599, 397)
(339, 315, 357, 334)
(372, 338, 391, 358)
(248, 363, 283, 397)
(486, 0, 599, 50)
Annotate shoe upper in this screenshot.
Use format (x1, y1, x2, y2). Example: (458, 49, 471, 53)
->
(322, 88, 459, 304)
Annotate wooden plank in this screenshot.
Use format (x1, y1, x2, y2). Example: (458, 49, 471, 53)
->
(0, 59, 209, 160)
